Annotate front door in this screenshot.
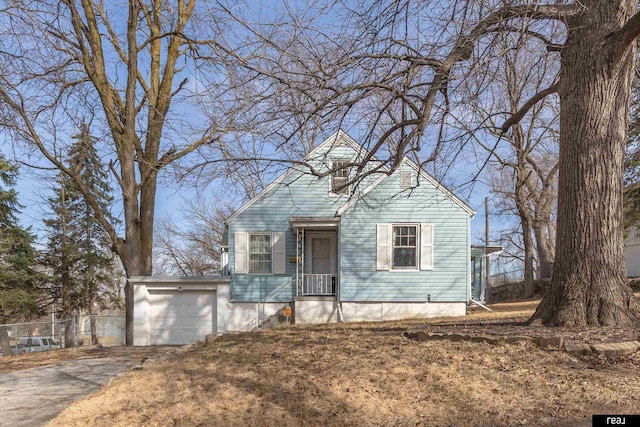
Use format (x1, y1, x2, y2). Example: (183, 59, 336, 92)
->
(304, 232, 336, 294)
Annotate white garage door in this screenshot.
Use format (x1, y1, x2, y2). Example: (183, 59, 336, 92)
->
(148, 290, 216, 345)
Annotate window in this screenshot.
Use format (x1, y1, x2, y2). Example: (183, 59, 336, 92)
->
(392, 225, 418, 268)
(235, 232, 286, 275)
(331, 159, 350, 195)
(377, 223, 433, 271)
(249, 234, 272, 273)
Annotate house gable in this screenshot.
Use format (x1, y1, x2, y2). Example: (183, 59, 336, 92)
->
(337, 157, 475, 217)
(226, 131, 472, 307)
(226, 130, 373, 225)
(338, 161, 471, 303)
(225, 131, 379, 302)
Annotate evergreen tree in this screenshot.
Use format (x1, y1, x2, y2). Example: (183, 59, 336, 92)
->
(0, 154, 41, 323)
(69, 124, 121, 344)
(43, 124, 120, 345)
(43, 163, 80, 346)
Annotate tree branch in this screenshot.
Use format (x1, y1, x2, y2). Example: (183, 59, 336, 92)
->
(501, 83, 558, 132)
(608, 10, 640, 61)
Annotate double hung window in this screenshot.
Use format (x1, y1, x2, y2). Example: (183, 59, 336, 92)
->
(234, 232, 286, 275)
(392, 225, 418, 268)
(376, 223, 434, 271)
(249, 234, 272, 274)
(331, 159, 350, 195)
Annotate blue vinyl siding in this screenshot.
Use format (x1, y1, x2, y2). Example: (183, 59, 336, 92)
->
(227, 137, 471, 304)
(228, 231, 297, 302)
(227, 141, 378, 303)
(339, 163, 470, 302)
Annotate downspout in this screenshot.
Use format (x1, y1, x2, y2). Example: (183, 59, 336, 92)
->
(295, 227, 299, 299)
(469, 298, 492, 312)
(466, 216, 472, 305)
(337, 217, 344, 322)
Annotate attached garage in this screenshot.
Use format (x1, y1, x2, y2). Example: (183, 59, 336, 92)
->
(130, 276, 232, 346)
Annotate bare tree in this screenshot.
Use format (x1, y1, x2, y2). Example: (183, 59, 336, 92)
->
(530, 153, 557, 280)
(226, 0, 638, 325)
(154, 199, 232, 276)
(0, 1, 251, 343)
(459, 31, 559, 297)
(489, 154, 558, 296)
(2, 0, 638, 331)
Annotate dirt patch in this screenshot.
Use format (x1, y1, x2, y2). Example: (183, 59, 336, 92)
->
(417, 317, 638, 346)
(49, 299, 640, 427)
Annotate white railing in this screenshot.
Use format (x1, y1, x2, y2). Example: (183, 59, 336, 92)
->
(301, 274, 335, 296)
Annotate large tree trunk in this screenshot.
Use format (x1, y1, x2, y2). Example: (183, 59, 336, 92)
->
(530, 1, 638, 326)
(117, 239, 148, 346)
(115, 164, 155, 346)
(114, 166, 146, 346)
(533, 218, 554, 279)
(90, 316, 98, 346)
(520, 211, 535, 298)
(88, 295, 98, 346)
(119, 249, 145, 346)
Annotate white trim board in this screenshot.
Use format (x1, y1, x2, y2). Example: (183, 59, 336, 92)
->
(128, 276, 230, 284)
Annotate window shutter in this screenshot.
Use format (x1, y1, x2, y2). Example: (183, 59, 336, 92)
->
(420, 224, 434, 270)
(377, 224, 390, 270)
(234, 232, 247, 274)
(273, 232, 286, 274)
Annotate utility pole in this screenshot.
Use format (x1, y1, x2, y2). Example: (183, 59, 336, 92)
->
(485, 197, 491, 303)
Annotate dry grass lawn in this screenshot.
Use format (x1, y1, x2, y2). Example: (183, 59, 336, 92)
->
(0, 345, 177, 374)
(49, 299, 640, 427)
(0, 347, 98, 374)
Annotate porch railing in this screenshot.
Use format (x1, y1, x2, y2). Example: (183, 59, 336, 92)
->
(300, 274, 335, 296)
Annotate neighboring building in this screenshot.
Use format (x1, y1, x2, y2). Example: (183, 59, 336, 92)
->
(625, 229, 640, 277)
(470, 245, 503, 302)
(131, 130, 484, 345)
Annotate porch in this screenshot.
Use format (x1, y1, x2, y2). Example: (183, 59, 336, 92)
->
(289, 216, 340, 298)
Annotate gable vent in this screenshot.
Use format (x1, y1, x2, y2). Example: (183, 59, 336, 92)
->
(400, 170, 412, 189)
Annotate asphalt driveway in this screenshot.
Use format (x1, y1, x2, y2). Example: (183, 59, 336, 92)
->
(0, 347, 176, 427)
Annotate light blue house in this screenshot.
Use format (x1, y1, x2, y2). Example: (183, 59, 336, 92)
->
(222, 130, 478, 328)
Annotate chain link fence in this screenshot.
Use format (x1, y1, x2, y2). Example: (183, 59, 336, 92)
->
(76, 315, 125, 347)
(0, 315, 124, 357)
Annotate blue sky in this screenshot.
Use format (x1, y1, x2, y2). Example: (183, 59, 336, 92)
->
(9, 141, 494, 250)
(0, 0, 512, 253)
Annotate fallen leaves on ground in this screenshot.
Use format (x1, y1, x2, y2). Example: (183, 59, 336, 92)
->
(48, 299, 640, 427)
